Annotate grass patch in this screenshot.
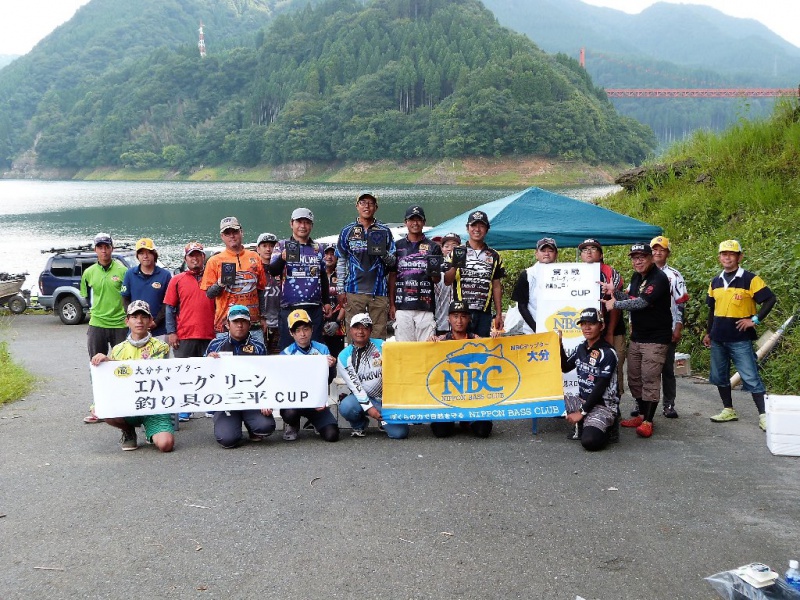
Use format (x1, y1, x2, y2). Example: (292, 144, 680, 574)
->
(0, 340, 36, 405)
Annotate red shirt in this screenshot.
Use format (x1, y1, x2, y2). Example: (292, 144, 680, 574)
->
(163, 270, 216, 340)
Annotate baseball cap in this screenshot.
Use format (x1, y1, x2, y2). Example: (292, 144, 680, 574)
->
(291, 208, 314, 222)
(537, 237, 558, 251)
(93, 232, 113, 247)
(287, 309, 312, 330)
(257, 232, 278, 245)
(467, 210, 490, 227)
(448, 300, 471, 315)
(184, 241, 204, 256)
(135, 238, 157, 253)
(126, 299, 152, 316)
(357, 191, 377, 203)
(219, 216, 242, 233)
(350, 313, 373, 327)
(227, 304, 251, 321)
(577, 307, 603, 324)
(324, 243, 336, 253)
(578, 238, 602, 251)
(718, 239, 742, 253)
(629, 243, 653, 256)
(650, 236, 671, 251)
(441, 232, 462, 244)
(404, 205, 426, 221)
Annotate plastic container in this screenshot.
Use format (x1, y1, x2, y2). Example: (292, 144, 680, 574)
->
(786, 560, 800, 592)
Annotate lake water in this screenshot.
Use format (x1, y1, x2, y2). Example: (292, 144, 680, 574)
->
(0, 180, 618, 290)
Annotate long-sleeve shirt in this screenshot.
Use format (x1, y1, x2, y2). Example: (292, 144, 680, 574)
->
(337, 339, 384, 412)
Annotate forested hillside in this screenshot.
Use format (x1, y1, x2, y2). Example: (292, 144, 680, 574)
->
(482, 0, 800, 147)
(0, 0, 654, 172)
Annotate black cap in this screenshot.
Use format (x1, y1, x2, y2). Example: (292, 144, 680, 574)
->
(578, 238, 602, 252)
(404, 205, 426, 221)
(448, 300, 471, 315)
(577, 307, 603, 324)
(629, 243, 653, 256)
(467, 210, 490, 227)
(441, 232, 462, 244)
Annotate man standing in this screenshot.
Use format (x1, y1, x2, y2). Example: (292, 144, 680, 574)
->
(602, 243, 672, 438)
(650, 236, 690, 418)
(268, 208, 331, 350)
(510, 237, 559, 334)
(205, 305, 276, 448)
(336, 192, 396, 339)
(433, 233, 460, 335)
(703, 240, 776, 431)
(443, 210, 505, 337)
(256, 232, 282, 355)
(559, 307, 619, 451)
(90, 300, 174, 452)
(322, 244, 346, 358)
(389, 205, 443, 342)
(121, 238, 172, 338)
(337, 313, 408, 439)
(80, 232, 128, 424)
(201, 216, 267, 344)
(579, 238, 626, 396)
(429, 300, 494, 439)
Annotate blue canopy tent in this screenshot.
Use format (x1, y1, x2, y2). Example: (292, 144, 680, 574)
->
(425, 187, 661, 250)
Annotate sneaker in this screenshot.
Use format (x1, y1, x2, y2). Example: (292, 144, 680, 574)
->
(629, 408, 640, 417)
(379, 422, 386, 433)
(710, 407, 738, 422)
(663, 404, 679, 419)
(350, 428, 366, 438)
(178, 412, 191, 422)
(205, 412, 214, 418)
(283, 423, 299, 441)
(620, 415, 644, 428)
(636, 421, 653, 438)
(759, 414, 767, 432)
(120, 429, 138, 451)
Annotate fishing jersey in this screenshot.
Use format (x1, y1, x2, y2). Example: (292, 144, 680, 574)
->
(260, 271, 282, 328)
(337, 339, 384, 411)
(448, 245, 505, 313)
(707, 267, 774, 342)
(200, 248, 266, 332)
(563, 338, 619, 412)
(599, 263, 626, 336)
(270, 238, 327, 308)
(625, 266, 672, 344)
(433, 278, 454, 332)
(109, 336, 170, 361)
(80, 259, 127, 328)
(163, 270, 216, 340)
(659, 263, 689, 329)
(336, 220, 396, 296)
(391, 235, 443, 312)
(205, 332, 266, 356)
(121, 265, 172, 335)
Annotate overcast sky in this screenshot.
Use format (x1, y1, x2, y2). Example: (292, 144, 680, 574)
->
(1, 0, 799, 55)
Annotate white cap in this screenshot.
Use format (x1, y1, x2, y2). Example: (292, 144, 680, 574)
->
(291, 207, 314, 222)
(791, 560, 799, 569)
(350, 313, 373, 327)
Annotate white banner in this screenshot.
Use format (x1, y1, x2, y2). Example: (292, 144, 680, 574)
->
(534, 262, 601, 403)
(91, 355, 329, 418)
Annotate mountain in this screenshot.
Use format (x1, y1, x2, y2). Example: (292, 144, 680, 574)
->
(0, 0, 654, 172)
(482, 0, 800, 82)
(0, 55, 18, 70)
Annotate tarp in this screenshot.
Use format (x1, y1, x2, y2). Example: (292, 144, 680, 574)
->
(424, 187, 662, 250)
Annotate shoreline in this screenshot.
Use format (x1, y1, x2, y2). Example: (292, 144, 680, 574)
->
(4, 155, 623, 188)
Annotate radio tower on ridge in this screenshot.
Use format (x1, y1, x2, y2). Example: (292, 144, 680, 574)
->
(198, 22, 206, 58)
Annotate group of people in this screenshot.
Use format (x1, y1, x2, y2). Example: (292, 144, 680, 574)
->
(80, 192, 776, 453)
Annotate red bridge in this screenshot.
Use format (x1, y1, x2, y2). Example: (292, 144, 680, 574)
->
(605, 88, 799, 98)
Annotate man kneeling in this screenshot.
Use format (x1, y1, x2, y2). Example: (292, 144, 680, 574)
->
(559, 307, 620, 451)
(205, 304, 276, 448)
(279, 309, 340, 442)
(90, 300, 174, 452)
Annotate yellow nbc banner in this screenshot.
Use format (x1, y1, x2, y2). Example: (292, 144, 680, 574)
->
(382, 333, 565, 424)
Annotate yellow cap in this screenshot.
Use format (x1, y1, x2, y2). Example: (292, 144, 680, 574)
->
(135, 238, 157, 253)
(718, 239, 742, 253)
(288, 309, 312, 329)
(650, 236, 671, 251)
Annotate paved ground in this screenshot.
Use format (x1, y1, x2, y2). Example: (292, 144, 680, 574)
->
(1, 314, 798, 600)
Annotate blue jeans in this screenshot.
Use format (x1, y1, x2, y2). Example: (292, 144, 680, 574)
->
(709, 340, 765, 393)
(339, 394, 409, 439)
